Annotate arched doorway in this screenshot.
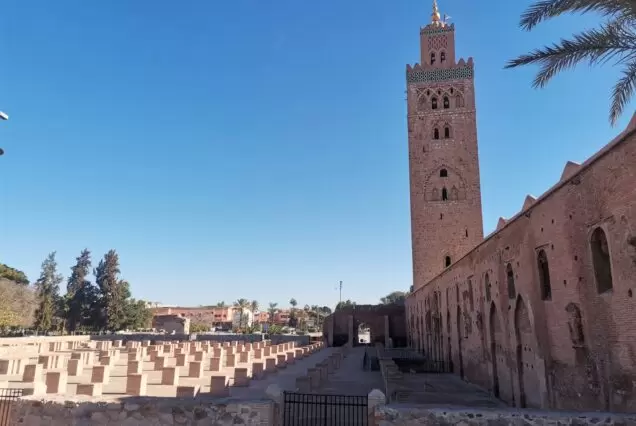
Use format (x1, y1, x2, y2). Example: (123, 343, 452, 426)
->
(456, 306, 464, 379)
(489, 302, 500, 397)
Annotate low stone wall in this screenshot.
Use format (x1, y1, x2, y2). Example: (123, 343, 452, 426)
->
(13, 395, 273, 425)
(374, 405, 636, 425)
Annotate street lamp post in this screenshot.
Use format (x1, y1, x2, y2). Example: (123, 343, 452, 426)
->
(0, 111, 7, 156)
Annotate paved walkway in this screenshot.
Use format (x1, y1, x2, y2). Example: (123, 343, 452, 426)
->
(313, 347, 384, 396)
(230, 347, 336, 399)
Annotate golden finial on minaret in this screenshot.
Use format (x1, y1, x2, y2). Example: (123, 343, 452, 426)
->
(431, 0, 441, 24)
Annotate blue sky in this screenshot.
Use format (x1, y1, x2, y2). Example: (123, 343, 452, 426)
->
(0, 0, 632, 309)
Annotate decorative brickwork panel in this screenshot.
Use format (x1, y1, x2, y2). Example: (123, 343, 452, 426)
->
(407, 66, 473, 84)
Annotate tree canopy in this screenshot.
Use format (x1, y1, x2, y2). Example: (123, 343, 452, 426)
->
(506, 0, 636, 124)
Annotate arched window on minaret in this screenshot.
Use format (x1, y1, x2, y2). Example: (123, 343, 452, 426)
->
(433, 128, 440, 140)
(442, 187, 448, 201)
(443, 96, 449, 109)
(432, 97, 438, 110)
(444, 126, 451, 138)
(439, 169, 448, 178)
(445, 256, 451, 268)
(430, 52, 436, 65)
(455, 94, 464, 108)
(440, 51, 446, 63)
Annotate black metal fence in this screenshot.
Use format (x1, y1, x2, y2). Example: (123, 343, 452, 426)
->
(0, 389, 22, 426)
(283, 392, 368, 426)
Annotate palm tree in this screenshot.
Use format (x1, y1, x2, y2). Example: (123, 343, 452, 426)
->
(250, 300, 259, 314)
(268, 302, 278, 325)
(234, 298, 249, 331)
(216, 301, 226, 308)
(505, 0, 636, 124)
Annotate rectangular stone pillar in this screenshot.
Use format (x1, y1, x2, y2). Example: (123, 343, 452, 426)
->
(67, 359, 82, 376)
(77, 383, 102, 397)
(226, 354, 236, 367)
(45, 371, 68, 394)
(22, 364, 42, 383)
(161, 367, 179, 386)
(209, 375, 229, 397)
(295, 375, 311, 393)
(286, 352, 295, 365)
(126, 373, 147, 396)
(175, 354, 187, 367)
(233, 367, 250, 387)
(176, 385, 200, 397)
(209, 357, 221, 372)
(188, 361, 203, 378)
(239, 351, 250, 364)
(91, 366, 110, 384)
(265, 357, 276, 373)
(252, 362, 264, 379)
(308, 368, 320, 390)
(127, 361, 143, 375)
(276, 354, 287, 369)
(154, 356, 166, 370)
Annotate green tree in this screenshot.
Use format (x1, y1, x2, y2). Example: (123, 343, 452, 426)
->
(33, 252, 63, 332)
(95, 250, 126, 331)
(335, 299, 356, 311)
(380, 291, 408, 305)
(0, 264, 29, 285)
(505, 0, 636, 124)
(216, 301, 226, 308)
(234, 298, 249, 330)
(122, 299, 152, 330)
(288, 298, 298, 327)
(250, 300, 259, 314)
(190, 322, 209, 333)
(268, 302, 278, 325)
(65, 249, 95, 332)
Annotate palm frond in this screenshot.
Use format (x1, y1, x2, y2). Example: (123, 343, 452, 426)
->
(505, 21, 636, 88)
(610, 61, 636, 123)
(519, 0, 636, 31)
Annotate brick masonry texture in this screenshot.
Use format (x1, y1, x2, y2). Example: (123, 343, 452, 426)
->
(405, 20, 636, 413)
(375, 405, 636, 425)
(12, 396, 273, 426)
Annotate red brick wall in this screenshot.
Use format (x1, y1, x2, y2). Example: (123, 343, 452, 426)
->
(406, 126, 636, 413)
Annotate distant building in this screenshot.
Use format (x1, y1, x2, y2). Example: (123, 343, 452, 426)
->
(232, 309, 253, 329)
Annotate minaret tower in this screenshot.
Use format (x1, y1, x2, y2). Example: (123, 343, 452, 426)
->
(407, 1, 484, 290)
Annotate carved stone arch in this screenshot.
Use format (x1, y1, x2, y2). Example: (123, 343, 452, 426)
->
(424, 164, 467, 189)
(417, 92, 430, 111)
(450, 185, 459, 200)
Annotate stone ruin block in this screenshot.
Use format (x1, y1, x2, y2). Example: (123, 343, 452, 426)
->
(175, 353, 187, 367)
(252, 362, 264, 379)
(76, 383, 103, 397)
(67, 359, 82, 376)
(176, 385, 200, 397)
(45, 371, 68, 394)
(91, 366, 110, 384)
(265, 358, 277, 373)
(209, 357, 221, 372)
(161, 367, 180, 386)
(127, 361, 142, 375)
(233, 367, 250, 387)
(188, 361, 203, 378)
(276, 354, 287, 368)
(209, 375, 229, 397)
(126, 373, 147, 396)
(23, 364, 43, 383)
